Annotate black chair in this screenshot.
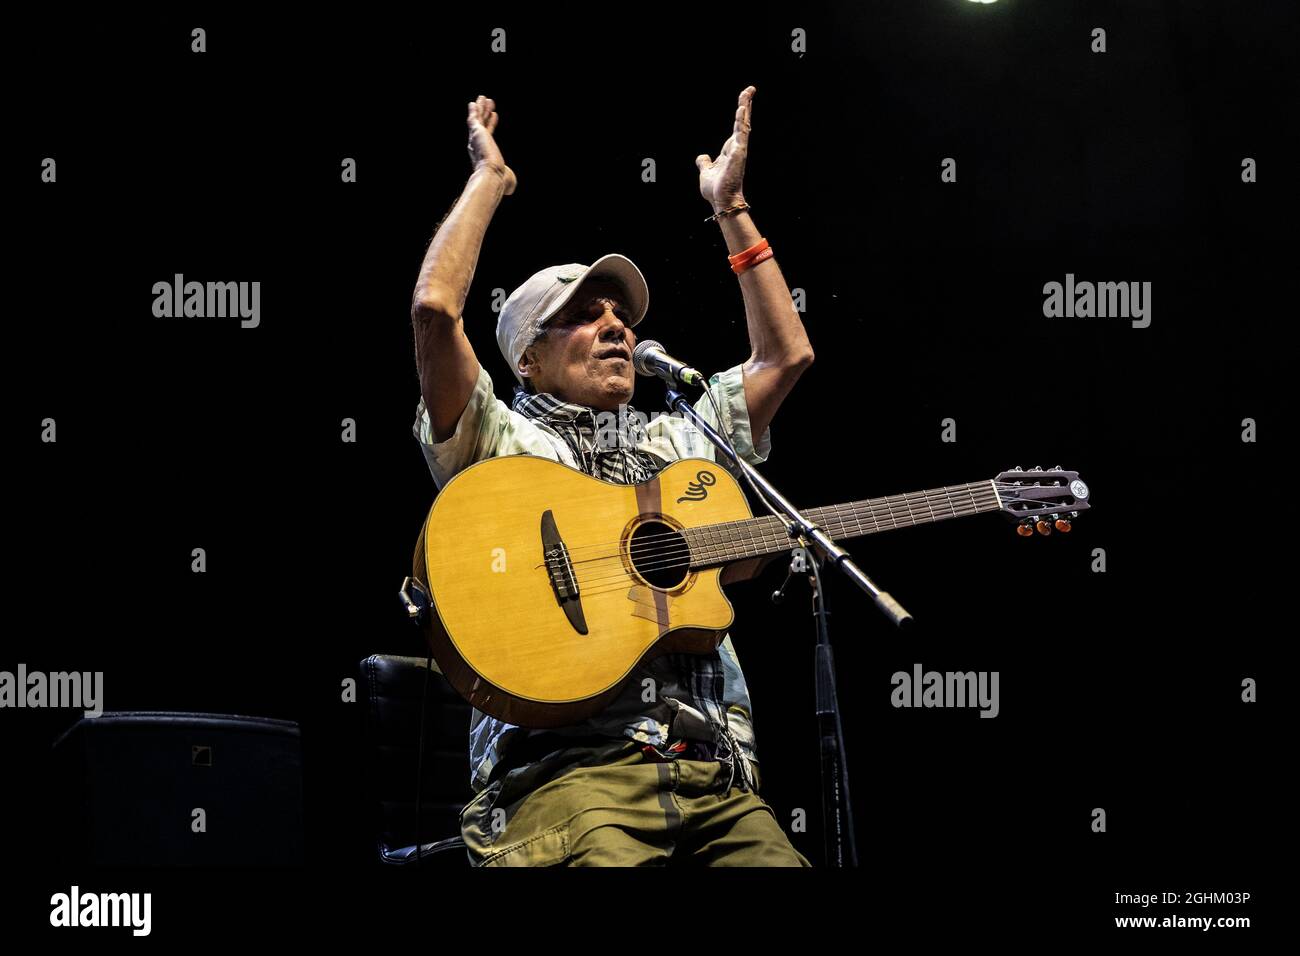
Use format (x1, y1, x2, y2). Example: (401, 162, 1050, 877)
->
(359, 654, 473, 866)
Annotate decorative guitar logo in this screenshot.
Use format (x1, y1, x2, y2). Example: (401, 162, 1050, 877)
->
(676, 470, 717, 503)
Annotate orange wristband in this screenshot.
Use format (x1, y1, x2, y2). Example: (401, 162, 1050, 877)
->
(728, 237, 768, 266)
(729, 237, 772, 274)
(735, 246, 774, 274)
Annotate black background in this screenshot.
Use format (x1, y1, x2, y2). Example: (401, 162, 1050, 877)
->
(7, 0, 1289, 940)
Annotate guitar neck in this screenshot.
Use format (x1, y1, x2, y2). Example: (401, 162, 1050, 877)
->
(684, 479, 1002, 568)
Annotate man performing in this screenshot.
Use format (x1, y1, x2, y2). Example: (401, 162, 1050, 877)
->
(410, 88, 814, 866)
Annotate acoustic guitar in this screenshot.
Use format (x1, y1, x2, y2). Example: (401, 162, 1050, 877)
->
(407, 456, 1090, 728)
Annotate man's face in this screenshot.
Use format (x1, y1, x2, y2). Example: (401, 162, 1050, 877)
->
(520, 277, 638, 411)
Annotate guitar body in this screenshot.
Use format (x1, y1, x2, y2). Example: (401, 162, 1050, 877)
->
(412, 455, 755, 728)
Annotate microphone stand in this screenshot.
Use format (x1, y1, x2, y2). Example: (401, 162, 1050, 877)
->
(663, 384, 914, 869)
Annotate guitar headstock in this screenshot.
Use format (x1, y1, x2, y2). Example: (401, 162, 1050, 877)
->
(993, 466, 1091, 536)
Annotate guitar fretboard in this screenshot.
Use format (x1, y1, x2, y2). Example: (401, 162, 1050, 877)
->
(684, 480, 1002, 567)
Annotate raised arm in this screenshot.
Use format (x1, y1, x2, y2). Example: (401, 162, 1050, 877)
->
(696, 86, 814, 444)
(411, 95, 516, 442)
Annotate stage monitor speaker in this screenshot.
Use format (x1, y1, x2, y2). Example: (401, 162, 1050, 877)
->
(51, 711, 304, 866)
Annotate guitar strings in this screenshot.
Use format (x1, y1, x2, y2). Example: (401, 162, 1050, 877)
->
(567, 498, 1002, 595)
(545, 492, 1004, 583)
(509, 485, 1007, 584)
(417, 480, 1061, 582)
(568, 495, 1002, 577)
(568, 506, 1004, 598)
(555, 484, 1008, 567)
(540, 482, 1020, 561)
(569, 505, 997, 597)
(543, 478, 1040, 561)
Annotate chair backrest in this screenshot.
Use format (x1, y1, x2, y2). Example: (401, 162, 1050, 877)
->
(359, 654, 472, 862)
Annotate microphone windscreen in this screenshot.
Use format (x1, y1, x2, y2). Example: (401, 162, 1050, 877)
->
(632, 339, 664, 376)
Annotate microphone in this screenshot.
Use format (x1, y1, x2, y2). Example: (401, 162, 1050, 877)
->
(632, 339, 706, 387)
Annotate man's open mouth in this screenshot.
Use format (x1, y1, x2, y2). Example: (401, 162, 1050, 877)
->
(596, 348, 630, 361)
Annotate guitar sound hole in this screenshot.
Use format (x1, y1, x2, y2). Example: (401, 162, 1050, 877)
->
(628, 521, 689, 589)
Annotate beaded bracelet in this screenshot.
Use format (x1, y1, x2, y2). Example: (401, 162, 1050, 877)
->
(705, 200, 751, 223)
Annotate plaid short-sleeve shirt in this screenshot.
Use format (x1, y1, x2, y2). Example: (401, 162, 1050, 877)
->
(412, 361, 773, 795)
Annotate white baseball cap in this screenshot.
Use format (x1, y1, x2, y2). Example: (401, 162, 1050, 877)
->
(496, 253, 650, 385)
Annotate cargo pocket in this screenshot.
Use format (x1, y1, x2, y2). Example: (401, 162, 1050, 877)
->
(479, 822, 571, 867)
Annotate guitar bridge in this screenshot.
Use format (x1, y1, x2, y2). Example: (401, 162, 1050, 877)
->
(541, 509, 588, 635)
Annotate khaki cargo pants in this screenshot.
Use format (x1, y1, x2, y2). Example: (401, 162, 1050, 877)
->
(460, 739, 812, 867)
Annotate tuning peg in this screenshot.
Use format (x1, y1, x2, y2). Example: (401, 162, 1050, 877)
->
(1054, 518, 1073, 532)
(1009, 465, 1021, 472)
(1051, 464, 1063, 471)
(1030, 465, 1043, 472)
(1035, 519, 1053, 535)
(1016, 520, 1034, 537)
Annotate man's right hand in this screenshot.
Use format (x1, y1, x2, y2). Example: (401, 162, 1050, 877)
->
(467, 95, 517, 195)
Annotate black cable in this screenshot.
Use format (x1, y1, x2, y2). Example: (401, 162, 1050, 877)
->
(413, 653, 433, 863)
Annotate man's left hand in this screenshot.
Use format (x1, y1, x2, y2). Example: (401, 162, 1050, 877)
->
(696, 85, 755, 211)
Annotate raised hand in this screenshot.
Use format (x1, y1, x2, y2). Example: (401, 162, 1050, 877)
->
(467, 95, 516, 195)
(695, 85, 755, 210)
